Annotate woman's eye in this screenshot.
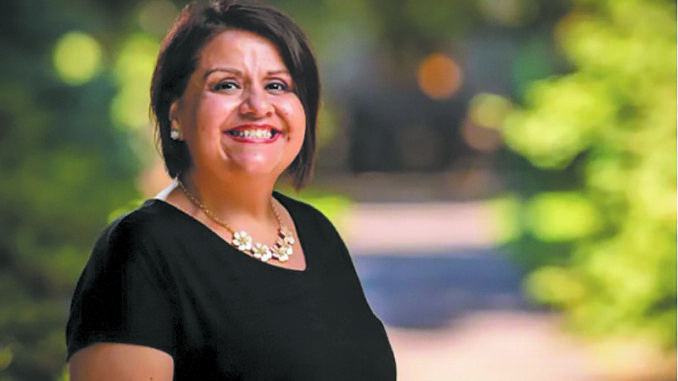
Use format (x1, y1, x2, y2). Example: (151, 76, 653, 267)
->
(213, 81, 239, 91)
(266, 82, 289, 92)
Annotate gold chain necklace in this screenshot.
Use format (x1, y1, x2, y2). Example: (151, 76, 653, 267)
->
(177, 180, 295, 263)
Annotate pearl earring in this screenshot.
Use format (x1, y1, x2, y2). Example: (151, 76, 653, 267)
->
(170, 120, 182, 141)
(170, 128, 182, 140)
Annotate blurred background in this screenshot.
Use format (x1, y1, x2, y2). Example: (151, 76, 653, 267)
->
(0, 0, 675, 379)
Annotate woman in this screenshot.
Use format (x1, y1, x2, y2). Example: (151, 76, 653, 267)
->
(66, 0, 396, 380)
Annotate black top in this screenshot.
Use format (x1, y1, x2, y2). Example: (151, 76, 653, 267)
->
(66, 192, 396, 380)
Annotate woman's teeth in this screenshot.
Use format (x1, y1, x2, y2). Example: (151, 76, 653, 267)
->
(228, 129, 275, 139)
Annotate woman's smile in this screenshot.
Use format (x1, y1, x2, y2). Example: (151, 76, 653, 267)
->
(225, 124, 282, 143)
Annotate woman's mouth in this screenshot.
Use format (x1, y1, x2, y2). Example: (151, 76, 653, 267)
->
(225, 125, 281, 143)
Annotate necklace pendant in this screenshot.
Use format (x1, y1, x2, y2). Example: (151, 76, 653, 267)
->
(252, 243, 272, 262)
(232, 231, 253, 251)
(272, 244, 292, 262)
(272, 227, 294, 262)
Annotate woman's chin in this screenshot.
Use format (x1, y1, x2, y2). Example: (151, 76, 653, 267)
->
(223, 152, 289, 180)
(219, 140, 297, 180)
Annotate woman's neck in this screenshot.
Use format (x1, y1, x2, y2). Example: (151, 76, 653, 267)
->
(179, 170, 278, 222)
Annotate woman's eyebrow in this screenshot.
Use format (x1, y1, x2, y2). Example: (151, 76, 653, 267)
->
(267, 69, 290, 76)
(203, 67, 290, 79)
(203, 67, 242, 79)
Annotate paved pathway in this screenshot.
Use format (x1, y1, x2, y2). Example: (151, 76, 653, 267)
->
(342, 202, 675, 381)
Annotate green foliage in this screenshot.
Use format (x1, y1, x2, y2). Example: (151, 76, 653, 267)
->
(502, 0, 676, 348)
(0, 0, 139, 379)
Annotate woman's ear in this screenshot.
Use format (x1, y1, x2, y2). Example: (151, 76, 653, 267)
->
(169, 101, 180, 123)
(169, 101, 184, 141)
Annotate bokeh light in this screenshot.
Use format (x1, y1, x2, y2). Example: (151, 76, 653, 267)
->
(469, 93, 513, 129)
(463, 92, 512, 152)
(417, 53, 463, 100)
(110, 33, 159, 130)
(526, 192, 602, 241)
(53, 31, 102, 86)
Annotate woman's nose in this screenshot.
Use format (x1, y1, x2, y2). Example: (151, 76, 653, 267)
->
(239, 88, 273, 118)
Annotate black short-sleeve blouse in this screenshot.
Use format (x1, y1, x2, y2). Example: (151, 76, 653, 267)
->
(66, 192, 396, 380)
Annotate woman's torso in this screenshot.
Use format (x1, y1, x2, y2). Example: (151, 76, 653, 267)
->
(67, 193, 396, 380)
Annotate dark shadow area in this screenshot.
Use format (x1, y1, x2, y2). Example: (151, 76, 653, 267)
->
(353, 250, 538, 329)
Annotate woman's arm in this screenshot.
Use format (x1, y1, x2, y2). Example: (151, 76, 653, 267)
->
(69, 343, 174, 381)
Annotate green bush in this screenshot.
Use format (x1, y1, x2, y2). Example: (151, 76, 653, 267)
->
(502, 0, 676, 348)
(0, 1, 140, 380)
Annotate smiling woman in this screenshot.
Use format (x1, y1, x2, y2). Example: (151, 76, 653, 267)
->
(65, 1, 396, 380)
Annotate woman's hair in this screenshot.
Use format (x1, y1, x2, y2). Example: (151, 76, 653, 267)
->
(150, 0, 320, 190)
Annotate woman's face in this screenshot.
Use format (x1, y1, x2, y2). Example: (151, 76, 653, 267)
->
(171, 29, 306, 182)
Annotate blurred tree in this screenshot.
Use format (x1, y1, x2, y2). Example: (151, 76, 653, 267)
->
(501, 0, 676, 348)
(0, 0, 140, 379)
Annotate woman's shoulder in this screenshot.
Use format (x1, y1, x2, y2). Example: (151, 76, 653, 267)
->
(93, 199, 184, 254)
(109, 198, 182, 230)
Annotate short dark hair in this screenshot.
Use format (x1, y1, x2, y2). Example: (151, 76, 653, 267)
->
(150, 0, 320, 190)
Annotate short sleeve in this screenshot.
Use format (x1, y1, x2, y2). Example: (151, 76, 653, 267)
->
(66, 215, 177, 360)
